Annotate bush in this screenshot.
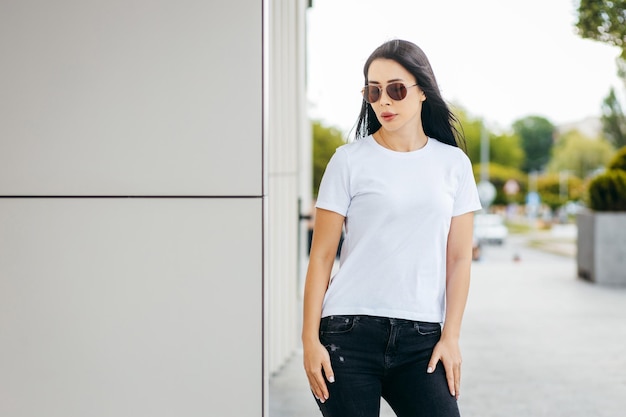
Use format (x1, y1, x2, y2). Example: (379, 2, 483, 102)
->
(607, 146, 626, 171)
(536, 173, 584, 210)
(588, 169, 626, 211)
(312, 121, 346, 198)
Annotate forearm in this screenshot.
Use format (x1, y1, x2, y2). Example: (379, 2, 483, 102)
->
(442, 212, 474, 340)
(302, 256, 334, 344)
(442, 257, 471, 340)
(302, 250, 338, 401)
(302, 208, 345, 344)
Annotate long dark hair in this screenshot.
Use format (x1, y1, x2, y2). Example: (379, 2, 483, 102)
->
(354, 39, 465, 149)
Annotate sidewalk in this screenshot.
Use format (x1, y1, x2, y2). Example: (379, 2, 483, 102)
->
(269, 234, 626, 417)
(525, 223, 577, 258)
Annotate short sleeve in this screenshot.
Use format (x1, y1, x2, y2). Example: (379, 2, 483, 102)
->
(452, 152, 482, 216)
(315, 147, 351, 216)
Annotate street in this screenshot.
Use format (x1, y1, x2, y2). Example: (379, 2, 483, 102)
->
(270, 230, 626, 417)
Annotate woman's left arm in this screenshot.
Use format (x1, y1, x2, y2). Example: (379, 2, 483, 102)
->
(427, 211, 475, 400)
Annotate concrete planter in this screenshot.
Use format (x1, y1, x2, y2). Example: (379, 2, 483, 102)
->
(576, 210, 626, 285)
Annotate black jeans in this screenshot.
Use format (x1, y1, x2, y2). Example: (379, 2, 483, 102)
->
(315, 315, 460, 417)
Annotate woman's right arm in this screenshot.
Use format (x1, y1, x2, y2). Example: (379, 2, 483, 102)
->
(302, 207, 345, 403)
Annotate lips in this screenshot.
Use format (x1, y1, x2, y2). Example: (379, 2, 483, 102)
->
(380, 112, 396, 122)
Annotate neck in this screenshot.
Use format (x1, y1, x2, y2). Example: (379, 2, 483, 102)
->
(375, 128, 428, 152)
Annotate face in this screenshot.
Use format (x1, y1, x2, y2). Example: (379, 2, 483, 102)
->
(365, 58, 426, 133)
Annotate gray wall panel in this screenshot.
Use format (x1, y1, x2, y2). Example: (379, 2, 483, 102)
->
(0, 198, 262, 417)
(0, 0, 261, 196)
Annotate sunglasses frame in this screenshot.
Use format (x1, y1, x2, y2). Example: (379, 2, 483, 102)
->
(361, 82, 418, 104)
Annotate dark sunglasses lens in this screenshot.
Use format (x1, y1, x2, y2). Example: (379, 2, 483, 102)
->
(387, 83, 407, 100)
(363, 86, 380, 103)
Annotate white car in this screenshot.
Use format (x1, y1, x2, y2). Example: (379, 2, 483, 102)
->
(474, 213, 508, 245)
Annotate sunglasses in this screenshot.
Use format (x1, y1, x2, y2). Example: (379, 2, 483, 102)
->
(361, 82, 418, 104)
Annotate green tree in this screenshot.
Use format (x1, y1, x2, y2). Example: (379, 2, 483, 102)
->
(547, 130, 615, 179)
(312, 120, 346, 198)
(601, 87, 626, 148)
(455, 108, 483, 163)
(457, 108, 525, 169)
(490, 132, 525, 170)
(513, 116, 555, 173)
(576, 0, 626, 59)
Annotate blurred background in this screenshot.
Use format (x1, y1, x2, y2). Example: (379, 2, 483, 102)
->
(1, 1, 624, 416)
(308, 0, 625, 228)
(273, 1, 626, 416)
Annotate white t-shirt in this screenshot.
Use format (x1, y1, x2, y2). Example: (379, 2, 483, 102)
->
(315, 135, 482, 323)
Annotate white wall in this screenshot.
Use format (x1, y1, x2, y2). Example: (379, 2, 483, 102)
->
(267, 0, 311, 376)
(0, 198, 262, 416)
(0, 1, 262, 196)
(0, 0, 309, 416)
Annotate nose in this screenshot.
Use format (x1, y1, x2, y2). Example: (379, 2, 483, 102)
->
(379, 87, 391, 105)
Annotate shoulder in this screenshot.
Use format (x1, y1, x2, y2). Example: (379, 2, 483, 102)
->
(331, 136, 375, 161)
(429, 138, 471, 163)
(428, 139, 475, 178)
(339, 135, 372, 153)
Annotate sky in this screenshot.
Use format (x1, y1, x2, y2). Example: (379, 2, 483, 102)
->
(306, 0, 624, 134)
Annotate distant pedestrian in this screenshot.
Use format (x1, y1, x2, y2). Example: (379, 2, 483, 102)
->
(302, 39, 482, 417)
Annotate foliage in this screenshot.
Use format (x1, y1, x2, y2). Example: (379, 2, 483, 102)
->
(576, 2, 626, 151)
(535, 173, 585, 210)
(607, 145, 626, 171)
(458, 110, 483, 164)
(618, 58, 626, 84)
(458, 109, 525, 170)
(471, 162, 585, 209)
(588, 169, 626, 211)
(585, 144, 626, 211)
(601, 88, 626, 148)
(490, 132, 525, 170)
(472, 163, 527, 205)
(576, 0, 626, 59)
(547, 129, 615, 179)
(312, 120, 346, 197)
(512, 116, 555, 173)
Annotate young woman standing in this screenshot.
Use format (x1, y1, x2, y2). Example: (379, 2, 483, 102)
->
(302, 39, 482, 417)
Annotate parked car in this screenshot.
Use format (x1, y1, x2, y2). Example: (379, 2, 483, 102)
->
(474, 213, 508, 245)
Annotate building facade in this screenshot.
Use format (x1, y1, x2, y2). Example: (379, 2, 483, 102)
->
(0, 1, 309, 416)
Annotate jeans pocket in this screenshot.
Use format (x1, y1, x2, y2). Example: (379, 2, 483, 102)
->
(414, 321, 441, 336)
(320, 315, 356, 335)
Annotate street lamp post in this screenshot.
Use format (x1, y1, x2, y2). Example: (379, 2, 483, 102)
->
(559, 170, 570, 203)
(477, 122, 496, 210)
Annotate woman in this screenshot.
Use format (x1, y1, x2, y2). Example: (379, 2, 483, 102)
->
(302, 39, 482, 417)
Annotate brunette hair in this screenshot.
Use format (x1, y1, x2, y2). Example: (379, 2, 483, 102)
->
(354, 39, 464, 149)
